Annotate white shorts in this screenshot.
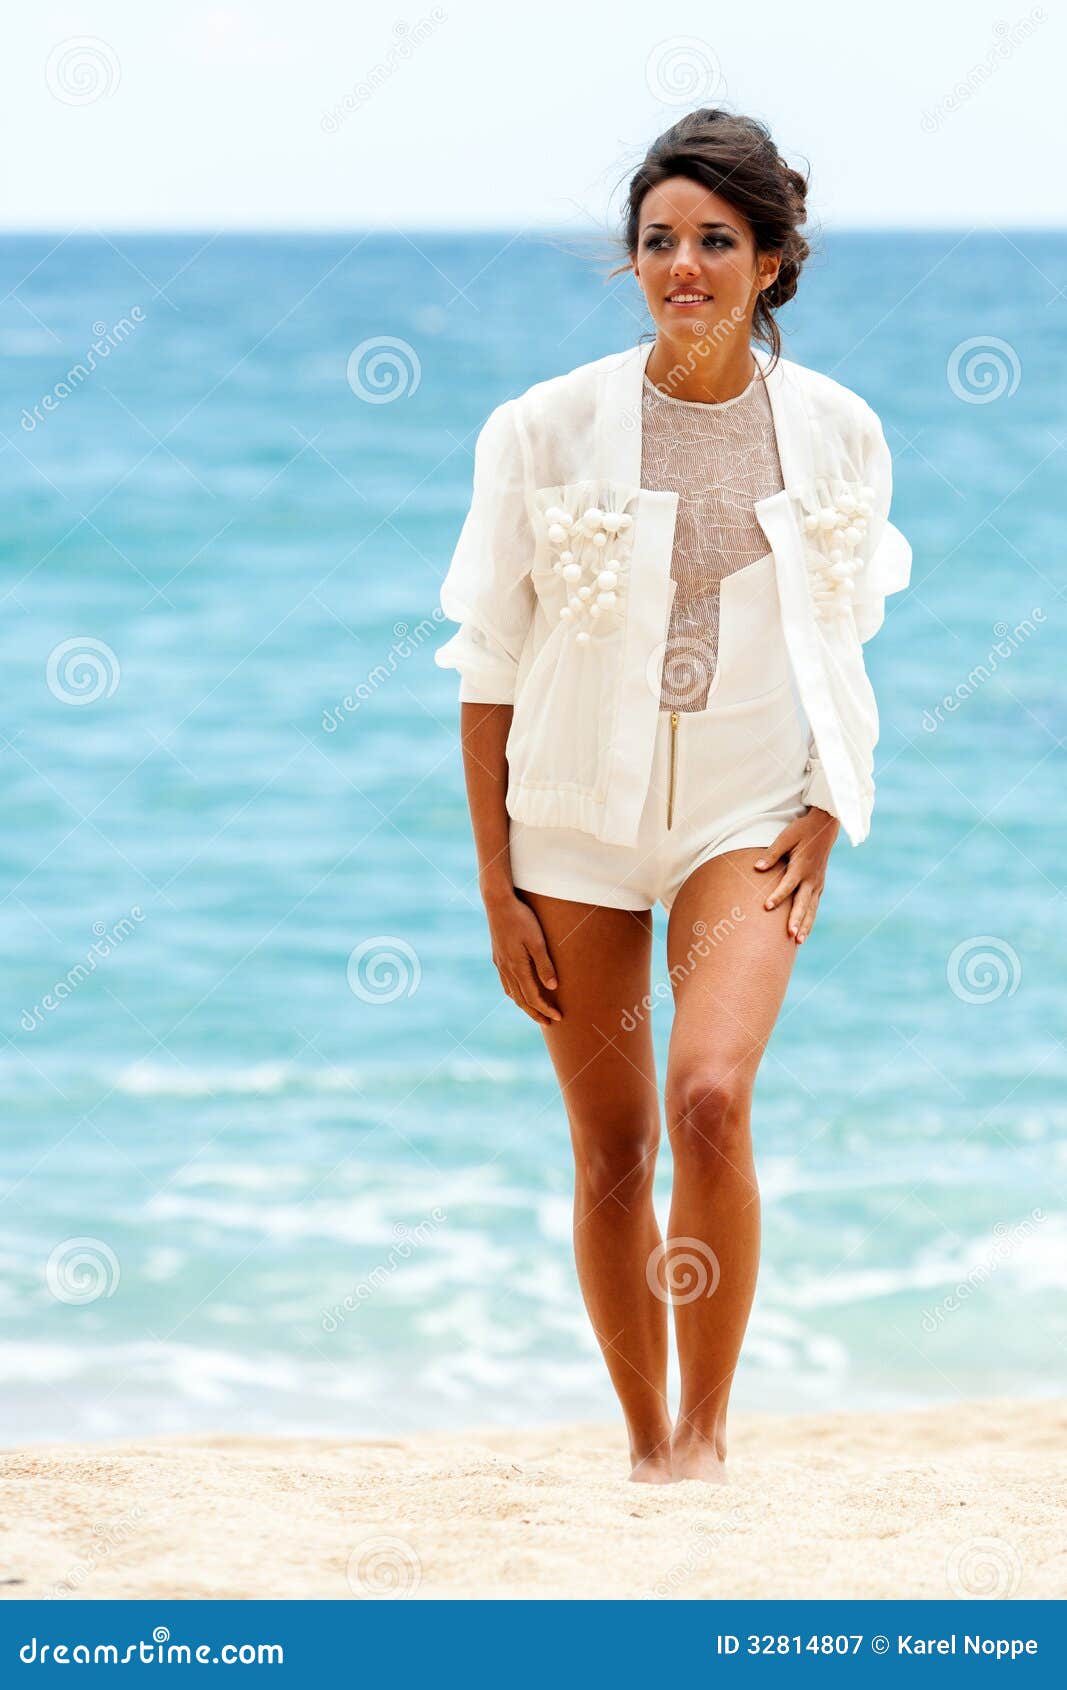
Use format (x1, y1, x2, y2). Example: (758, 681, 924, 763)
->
(507, 552, 812, 913)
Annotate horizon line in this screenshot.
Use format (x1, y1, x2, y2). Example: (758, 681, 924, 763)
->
(0, 222, 1065, 238)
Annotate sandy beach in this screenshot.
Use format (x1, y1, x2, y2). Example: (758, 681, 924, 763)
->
(1, 1398, 1063, 1601)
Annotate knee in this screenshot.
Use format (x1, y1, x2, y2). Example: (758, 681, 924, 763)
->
(667, 1067, 752, 1172)
(573, 1116, 659, 1212)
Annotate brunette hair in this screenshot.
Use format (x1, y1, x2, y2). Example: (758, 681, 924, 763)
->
(612, 108, 815, 370)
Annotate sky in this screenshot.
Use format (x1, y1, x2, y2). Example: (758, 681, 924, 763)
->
(1, 0, 1062, 230)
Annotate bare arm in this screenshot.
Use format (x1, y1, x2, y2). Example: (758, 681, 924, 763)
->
(460, 702, 562, 1026)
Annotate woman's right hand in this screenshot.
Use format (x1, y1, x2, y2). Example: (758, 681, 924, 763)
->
(485, 891, 562, 1027)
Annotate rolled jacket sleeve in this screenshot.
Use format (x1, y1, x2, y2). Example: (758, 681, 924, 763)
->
(851, 409, 913, 645)
(434, 399, 537, 705)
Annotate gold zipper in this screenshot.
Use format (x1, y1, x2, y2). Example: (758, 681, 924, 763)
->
(667, 711, 679, 829)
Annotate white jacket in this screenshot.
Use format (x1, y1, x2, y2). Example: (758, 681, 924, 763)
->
(434, 341, 912, 848)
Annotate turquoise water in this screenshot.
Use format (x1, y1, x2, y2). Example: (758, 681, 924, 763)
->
(1, 231, 1064, 1443)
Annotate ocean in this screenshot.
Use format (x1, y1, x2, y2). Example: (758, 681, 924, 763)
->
(0, 230, 1063, 1443)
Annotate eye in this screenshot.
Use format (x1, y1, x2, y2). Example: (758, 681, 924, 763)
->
(641, 233, 736, 251)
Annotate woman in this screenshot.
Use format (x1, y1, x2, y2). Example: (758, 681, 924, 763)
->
(434, 108, 911, 1484)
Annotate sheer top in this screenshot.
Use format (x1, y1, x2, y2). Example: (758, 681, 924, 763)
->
(641, 362, 786, 710)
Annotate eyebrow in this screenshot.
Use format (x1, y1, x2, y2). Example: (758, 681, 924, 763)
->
(643, 220, 738, 233)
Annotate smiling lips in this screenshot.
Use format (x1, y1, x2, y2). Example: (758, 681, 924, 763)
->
(666, 291, 712, 308)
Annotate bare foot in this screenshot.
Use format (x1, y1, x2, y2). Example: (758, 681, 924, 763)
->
(629, 1449, 675, 1485)
(670, 1430, 728, 1484)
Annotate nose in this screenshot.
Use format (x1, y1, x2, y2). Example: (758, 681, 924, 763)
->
(669, 241, 702, 277)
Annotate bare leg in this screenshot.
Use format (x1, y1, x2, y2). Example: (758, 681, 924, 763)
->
(661, 848, 800, 1482)
(516, 888, 672, 1483)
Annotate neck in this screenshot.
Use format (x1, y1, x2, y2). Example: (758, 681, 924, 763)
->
(644, 334, 757, 404)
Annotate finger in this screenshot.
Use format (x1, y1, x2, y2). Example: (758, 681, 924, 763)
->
(795, 886, 821, 945)
(787, 882, 812, 941)
(754, 833, 791, 870)
(517, 958, 563, 1024)
(763, 868, 799, 910)
(530, 942, 558, 991)
(503, 971, 554, 1027)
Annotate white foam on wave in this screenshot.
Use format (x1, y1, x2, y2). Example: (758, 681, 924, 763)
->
(173, 1162, 312, 1193)
(143, 1247, 187, 1283)
(443, 1058, 524, 1084)
(0, 1342, 86, 1383)
(145, 1190, 420, 1245)
(111, 1055, 542, 1104)
(113, 1060, 364, 1097)
(143, 1165, 530, 1247)
(0, 1337, 387, 1408)
(766, 1211, 1064, 1309)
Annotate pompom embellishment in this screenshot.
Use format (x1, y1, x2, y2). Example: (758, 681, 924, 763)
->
(538, 490, 636, 647)
(797, 480, 875, 623)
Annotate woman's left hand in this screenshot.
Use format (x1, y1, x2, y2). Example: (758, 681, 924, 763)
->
(753, 808, 840, 944)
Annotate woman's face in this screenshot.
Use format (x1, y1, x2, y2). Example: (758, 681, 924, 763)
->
(630, 176, 780, 349)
